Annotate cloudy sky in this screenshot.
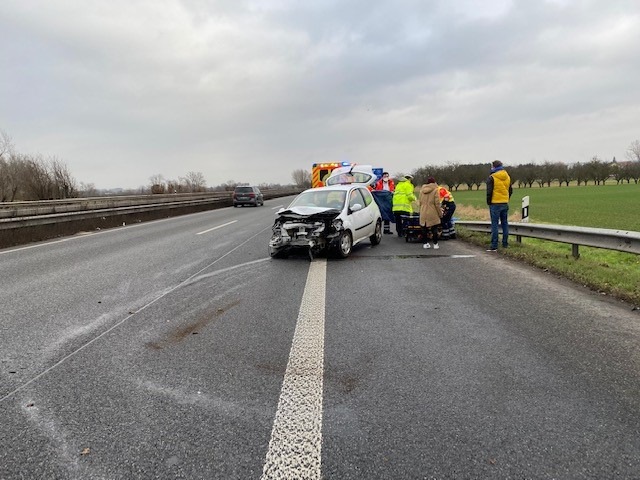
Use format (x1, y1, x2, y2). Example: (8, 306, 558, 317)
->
(1, 0, 639, 190)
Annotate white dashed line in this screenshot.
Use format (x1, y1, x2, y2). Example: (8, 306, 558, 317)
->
(195, 220, 237, 235)
(261, 259, 327, 480)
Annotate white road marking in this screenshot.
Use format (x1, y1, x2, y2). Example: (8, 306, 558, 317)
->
(261, 259, 327, 480)
(196, 220, 237, 235)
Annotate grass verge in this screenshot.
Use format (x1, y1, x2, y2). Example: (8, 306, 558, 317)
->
(458, 227, 640, 306)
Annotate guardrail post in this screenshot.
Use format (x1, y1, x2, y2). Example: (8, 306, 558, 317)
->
(572, 244, 580, 259)
(516, 235, 522, 244)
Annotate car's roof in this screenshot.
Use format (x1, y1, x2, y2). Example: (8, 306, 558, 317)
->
(302, 185, 367, 193)
(325, 165, 378, 187)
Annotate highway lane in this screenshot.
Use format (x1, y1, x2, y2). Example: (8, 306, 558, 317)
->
(1, 199, 640, 479)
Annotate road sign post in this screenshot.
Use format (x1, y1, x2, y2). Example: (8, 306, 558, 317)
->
(521, 196, 530, 223)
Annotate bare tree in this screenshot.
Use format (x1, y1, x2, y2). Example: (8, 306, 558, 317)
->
(0, 130, 15, 159)
(555, 162, 572, 187)
(21, 154, 54, 200)
(181, 171, 207, 192)
(0, 132, 17, 201)
(627, 140, 640, 162)
(149, 174, 166, 194)
(291, 169, 311, 188)
(586, 156, 610, 185)
(79, 182, 97, 197)
(537, 161, 556, 187)
(50, 157, 77, 198)
(166, 179, 182, 194)
(222, 180, 239, 191)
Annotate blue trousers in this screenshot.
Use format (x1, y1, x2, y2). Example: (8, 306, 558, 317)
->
(489, 203, 509, 248)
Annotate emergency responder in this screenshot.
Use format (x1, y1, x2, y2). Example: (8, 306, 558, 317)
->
(392, 174, 416, 237)
(439, 185, 457, 240)
(374, 172, 395, 234)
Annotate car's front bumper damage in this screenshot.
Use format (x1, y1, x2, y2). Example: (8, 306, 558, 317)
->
(269, 208, 342, 258)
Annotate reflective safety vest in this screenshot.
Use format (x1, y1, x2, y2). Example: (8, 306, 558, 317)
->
(439, 187, 454, 203)
(392, 180, 416, 212)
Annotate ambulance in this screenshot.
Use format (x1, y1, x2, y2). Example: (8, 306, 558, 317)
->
(311, 162, 384, 188)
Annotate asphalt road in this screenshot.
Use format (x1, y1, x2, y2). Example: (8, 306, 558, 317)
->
(1, 198, 639, 479)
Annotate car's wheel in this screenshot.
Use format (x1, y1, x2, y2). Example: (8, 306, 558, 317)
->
(335, 231, 353, 258)
(370, 220, 382, 245)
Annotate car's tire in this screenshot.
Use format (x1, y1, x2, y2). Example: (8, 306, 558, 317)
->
(335, 231, 353, 258)
(370, 220, 382, 245)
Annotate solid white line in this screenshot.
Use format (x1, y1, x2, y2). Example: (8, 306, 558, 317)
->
(196, 220, 237, 235)
(261, 259, 327, 480)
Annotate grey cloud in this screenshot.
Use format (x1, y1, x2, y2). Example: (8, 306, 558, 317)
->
(1, 0, 639, 188)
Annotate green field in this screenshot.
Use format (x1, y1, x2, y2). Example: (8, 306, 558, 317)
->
(451, 183, 640, 231)
(447, 183, 640, 305)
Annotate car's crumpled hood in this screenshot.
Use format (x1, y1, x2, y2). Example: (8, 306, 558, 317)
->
(276, 206, 341, 220)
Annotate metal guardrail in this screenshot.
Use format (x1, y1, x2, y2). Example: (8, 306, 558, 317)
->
(0, 190, 301, 219)
(0, 189, 302, 230)
(456, 221, 640, 258)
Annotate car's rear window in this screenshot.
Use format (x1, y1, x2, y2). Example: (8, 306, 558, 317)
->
(235, 187, 253, 193)
(326, 172, 375, 186)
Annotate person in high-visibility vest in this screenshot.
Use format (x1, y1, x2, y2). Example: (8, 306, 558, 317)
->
(438, 186, 457, 240)
(392, 174, 416, 237)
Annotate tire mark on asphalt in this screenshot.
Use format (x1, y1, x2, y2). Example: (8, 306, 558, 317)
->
(0, 227, 272, 404)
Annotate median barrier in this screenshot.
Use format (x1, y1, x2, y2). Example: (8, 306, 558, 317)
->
(0, 189, 301, 249)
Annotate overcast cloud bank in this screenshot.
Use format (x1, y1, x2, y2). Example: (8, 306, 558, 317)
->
(2, 0, 639, 189)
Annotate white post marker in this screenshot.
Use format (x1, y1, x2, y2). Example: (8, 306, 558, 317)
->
(261, 259, 327, 480)
(521, 195, 530, 223)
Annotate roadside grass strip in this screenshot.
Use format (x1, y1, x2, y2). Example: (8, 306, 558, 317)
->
(261, 259, 327, 480)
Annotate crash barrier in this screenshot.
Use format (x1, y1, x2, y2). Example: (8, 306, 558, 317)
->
(456, 221, 640, 259)
(0, 189, 301, 248)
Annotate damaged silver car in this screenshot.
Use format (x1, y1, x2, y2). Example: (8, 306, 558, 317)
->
(269, 184, 383, 259)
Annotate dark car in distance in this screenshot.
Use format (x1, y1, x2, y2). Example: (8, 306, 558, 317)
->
(233, 186, 264, 207)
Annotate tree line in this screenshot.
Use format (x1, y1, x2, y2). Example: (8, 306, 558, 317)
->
(291, 141, 640, 191)
(3, 128, 639, 201)
(0, 131, 80, 202)
(412, 154, 640, 191)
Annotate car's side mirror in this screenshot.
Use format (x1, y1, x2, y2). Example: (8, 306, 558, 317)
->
(349, 203, 363, 213)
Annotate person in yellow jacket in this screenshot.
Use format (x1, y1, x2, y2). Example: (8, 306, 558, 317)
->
(486, 160, 513, 251)
(392, 174, 416, 237)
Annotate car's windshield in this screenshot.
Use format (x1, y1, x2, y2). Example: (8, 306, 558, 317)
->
(288, 190, 346, 210)
(235, 186, 253, 193)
